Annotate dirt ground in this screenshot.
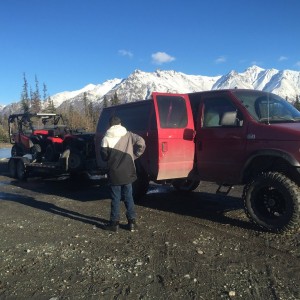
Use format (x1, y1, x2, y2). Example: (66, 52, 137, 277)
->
(0, 155, 299, 300)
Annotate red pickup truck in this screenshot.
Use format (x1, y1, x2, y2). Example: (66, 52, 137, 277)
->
(95, 89, 300, 233)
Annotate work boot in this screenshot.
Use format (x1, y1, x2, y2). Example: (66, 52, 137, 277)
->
(127, 219, 137, 232)
(104, 221, 119, 232)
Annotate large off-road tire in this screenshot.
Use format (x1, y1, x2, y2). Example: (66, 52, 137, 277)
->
(172, 179, 200, 192)
(16, 159, 27, 181)
(243, 172, 300, 232)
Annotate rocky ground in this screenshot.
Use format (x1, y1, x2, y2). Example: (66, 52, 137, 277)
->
(0, 149, 299, 299)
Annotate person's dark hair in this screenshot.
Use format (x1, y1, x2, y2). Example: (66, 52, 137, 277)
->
(109, 116, 121, 126)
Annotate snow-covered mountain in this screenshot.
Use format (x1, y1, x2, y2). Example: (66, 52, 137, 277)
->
(212, 66, 300, 99)
(1, 66, 300, 115)
(52, 78, 122, 111)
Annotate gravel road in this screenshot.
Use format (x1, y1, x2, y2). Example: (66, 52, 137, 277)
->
(0, 160, 299, 300)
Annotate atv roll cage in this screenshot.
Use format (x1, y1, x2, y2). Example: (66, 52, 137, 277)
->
(8, 113, 67, 144)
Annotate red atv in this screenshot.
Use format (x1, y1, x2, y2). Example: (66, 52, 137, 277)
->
(8, 113, 65, 160)
(8, 113, 95, 171)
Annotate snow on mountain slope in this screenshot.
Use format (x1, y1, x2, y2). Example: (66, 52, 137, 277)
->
(213, 66, 278, 91)
(74, 69, 221, 105)
(1, 66, 300, 115)
(50, 84, 96, 107)
(57, 78, 122, 110)
(268, 70, 300, 101)
(50, 78, 122, 108)
(213, 66, 300, 101)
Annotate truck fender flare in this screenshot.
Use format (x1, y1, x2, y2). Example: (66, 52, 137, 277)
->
(242, 149, 300, 179)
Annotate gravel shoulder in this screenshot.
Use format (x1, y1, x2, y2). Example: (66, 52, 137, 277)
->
(0, 161, 299, 300)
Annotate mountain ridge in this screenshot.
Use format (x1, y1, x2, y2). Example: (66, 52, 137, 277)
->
(1, 65, 300, 115)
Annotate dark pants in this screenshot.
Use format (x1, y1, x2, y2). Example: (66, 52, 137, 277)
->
(110, 183, 136, 222)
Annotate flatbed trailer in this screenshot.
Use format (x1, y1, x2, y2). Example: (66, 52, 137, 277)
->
(7, 150, 70, 180)
(7, 150, 103, 181)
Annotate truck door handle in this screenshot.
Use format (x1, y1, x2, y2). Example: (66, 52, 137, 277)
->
(162, 142, 168, 152)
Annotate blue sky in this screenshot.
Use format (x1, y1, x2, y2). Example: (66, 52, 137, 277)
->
(1, 0, 300, 105)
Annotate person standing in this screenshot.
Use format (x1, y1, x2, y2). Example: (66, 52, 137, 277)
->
(100, 116, 146, 232)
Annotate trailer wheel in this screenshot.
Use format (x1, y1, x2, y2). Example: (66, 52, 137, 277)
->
(243, 172, 300, 232)
(172, 179, 200, 192)
(16, 159, 27, 181)
(8, 158, 17, 178)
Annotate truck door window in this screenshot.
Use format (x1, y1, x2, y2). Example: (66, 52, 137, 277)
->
(203, 97, 242, 128)
(156, 96, 188, 128)
(115, 102, 155, 131)
(97, 101, 156, 133)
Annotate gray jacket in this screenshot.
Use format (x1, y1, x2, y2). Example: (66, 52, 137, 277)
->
(100, 124, 146, 185)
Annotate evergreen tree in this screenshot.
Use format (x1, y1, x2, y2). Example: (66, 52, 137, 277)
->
(43, 83, 48, 102)
(83, 92, 89, 117)
(20, 73, 30, 113)
(88, 101, 93, 119)
(31, 75, 41, 113)
(0, 114, 9, 142)
(111, 91, 120, 106)
(41, 82, 56, 113)
(294, 95, 300, 111)
(45, 96, 56, 113)
(103, 95, 108, 108)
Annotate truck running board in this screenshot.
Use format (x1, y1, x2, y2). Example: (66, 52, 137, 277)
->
(216, 185, 233, 196)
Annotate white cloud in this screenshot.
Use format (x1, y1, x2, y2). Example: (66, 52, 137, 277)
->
(215, 56, 226, 64)
(295, 61, 300, 67)
(251, 60, 263, 66)
(152, 52, 175, 65)
(279, 56, 288, 61)
(118, 49, 133, 58)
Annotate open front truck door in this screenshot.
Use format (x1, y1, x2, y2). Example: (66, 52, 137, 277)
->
(152, 92, 195, 180)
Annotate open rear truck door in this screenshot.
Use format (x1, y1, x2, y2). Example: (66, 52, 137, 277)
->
(152, 92, 195, 180)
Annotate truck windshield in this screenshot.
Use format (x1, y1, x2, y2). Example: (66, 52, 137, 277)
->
(232, 90, 300, 123)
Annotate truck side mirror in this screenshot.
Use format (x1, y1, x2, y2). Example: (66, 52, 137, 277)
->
(183, 128, 195, 140)
(220, 111, 238, 126)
